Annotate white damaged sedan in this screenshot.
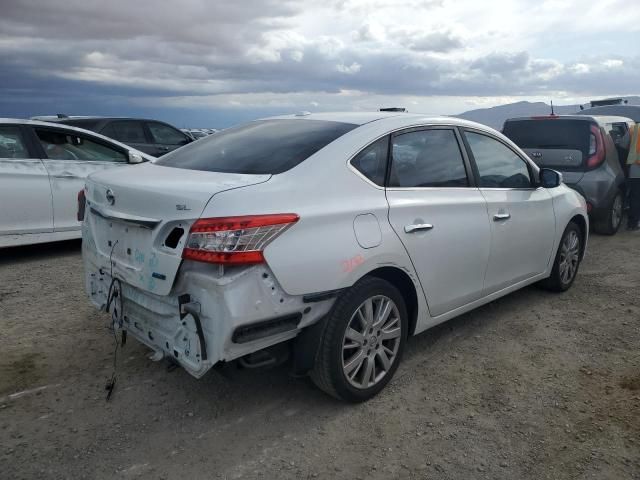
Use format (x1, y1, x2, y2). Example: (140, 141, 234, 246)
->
(82, 112, 588, 402)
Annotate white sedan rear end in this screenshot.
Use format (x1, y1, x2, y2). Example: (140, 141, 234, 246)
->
(82, 112, 588, 402)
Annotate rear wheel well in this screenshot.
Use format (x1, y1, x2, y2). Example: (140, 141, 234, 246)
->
(365, 267, 419, 336)
(570, 214, 587, 257)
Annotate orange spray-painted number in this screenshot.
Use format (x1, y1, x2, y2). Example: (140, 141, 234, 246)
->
(341, 255, 364, 273)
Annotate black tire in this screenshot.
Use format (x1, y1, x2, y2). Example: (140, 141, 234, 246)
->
(539, 221, 582, 292)
(311, 277, 408, 402)
(594, 190, 623, 235)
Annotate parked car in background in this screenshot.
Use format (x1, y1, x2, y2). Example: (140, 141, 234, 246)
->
(587, 116, 636, 173)
(82, 112, 587, 402)
(36, 116, 193, 157)
(503, 115, 625, 235)
(0, 118, 153, 247)
(181, 128, 209, 140)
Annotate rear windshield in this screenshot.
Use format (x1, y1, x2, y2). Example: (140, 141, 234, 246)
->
(156, 119, 358, 174)
(503, 119, 591, 165)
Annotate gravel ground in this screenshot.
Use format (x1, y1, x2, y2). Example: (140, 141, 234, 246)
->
(0, 232, 639, 480)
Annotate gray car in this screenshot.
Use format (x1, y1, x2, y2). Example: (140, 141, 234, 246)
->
(503, 115, 625, 235)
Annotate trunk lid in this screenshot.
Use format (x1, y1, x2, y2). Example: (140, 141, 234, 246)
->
(84, 163, 270, 295)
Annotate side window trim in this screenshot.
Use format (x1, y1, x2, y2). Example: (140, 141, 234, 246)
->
(387, 125, 472, 189)
(460, 127, 539, 190)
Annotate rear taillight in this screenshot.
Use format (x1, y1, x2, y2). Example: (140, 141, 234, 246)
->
(586, 125, 605, 170)
(182, 214, 299, 265)
(77, 189, 86, 221)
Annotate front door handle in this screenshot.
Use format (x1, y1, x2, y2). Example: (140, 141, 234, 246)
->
(493, 213, 511, 221)
(404, 223, 434, 233)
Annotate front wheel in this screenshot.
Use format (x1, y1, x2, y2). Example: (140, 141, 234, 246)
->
(539, 222, 582, 292)
(311, 277, 408, 402)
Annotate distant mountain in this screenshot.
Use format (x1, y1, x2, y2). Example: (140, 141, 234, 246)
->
(456, 96, 640, 130)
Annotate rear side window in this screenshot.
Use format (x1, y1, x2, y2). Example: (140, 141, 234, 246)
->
(35, 129, 127, 162)
(503, 119, 590, 168)
(103, 121, 147, 144)
(465, 131, 531, 188)
(388, 129, 468, 188)
(0, 126, 29, 159)
(156, 120, 358, 174)
(351, 136, 389, 186)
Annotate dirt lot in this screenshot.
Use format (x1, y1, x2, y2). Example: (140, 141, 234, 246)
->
(1, 232, 639, 480)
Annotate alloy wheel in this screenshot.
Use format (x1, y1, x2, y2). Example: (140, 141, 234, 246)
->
(341, 295, 401, 389)
(558, 230, 580, 285)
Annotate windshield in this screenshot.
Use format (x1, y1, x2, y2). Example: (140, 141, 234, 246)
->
(155, 119, 357, 174)
(503, 119, 591, 168)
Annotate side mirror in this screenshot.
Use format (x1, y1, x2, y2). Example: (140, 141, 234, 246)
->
(128, 151, 145, 164)
(540, 168, 562, 188)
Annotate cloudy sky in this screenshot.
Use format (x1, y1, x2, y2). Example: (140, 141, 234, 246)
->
(1, 0, 639, 127)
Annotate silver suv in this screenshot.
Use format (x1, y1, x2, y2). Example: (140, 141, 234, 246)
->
(503, 115, 625, 234)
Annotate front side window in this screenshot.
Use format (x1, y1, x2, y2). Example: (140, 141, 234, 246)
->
(465, 131, 532, 188)
(103, 121, 147, 144)
(35, 129, 127, 162)
(388, 129, 468, 188)
(351, 136, 389, 186)
(156, 119, 358, 174)
(0, 126, 29, 159)
(147, 122, 189, 145)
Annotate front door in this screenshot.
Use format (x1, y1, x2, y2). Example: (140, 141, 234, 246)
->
(33, 127, 129, 232)
(386, 127, 491, 317)
(462, 130, 556, 294)
(0, 125, 53, 236)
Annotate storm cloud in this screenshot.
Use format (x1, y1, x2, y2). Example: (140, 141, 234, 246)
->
(0, 0, 638, 126)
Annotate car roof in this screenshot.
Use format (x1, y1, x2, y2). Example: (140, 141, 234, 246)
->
(583, 115, 635, 125)
(0, 118, 155, 161)
(505, 114, 598, 123)
(262, 111, 497, 131)
(577, 105, 640, 122)
(51, 117, 162, 123)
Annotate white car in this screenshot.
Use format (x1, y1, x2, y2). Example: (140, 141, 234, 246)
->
(82, 112, 588, 402)
(0, 119, 153, 248)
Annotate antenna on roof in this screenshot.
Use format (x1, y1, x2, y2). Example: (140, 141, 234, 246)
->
(550, 101, 555, 116)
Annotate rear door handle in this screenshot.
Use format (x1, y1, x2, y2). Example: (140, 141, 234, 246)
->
(404, 223, 434, 233)
(493, 213, 511, 221)
(53, 173, 79, 179)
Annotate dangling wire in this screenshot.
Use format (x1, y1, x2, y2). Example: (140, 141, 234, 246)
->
(105, 240, 123, 401)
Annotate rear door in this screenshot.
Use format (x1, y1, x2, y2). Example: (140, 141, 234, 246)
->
(101, 121, 155, 156)
(0, 124, 53, 236)
(145, 121, 192, 156)
(385, 127, 491, 317)
(33, 126, 129, 233)
(462, 129, 555, 294)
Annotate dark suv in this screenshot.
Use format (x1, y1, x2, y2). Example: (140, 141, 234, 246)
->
(46, 117, 193, 157)
(503, 115, 625, 234)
